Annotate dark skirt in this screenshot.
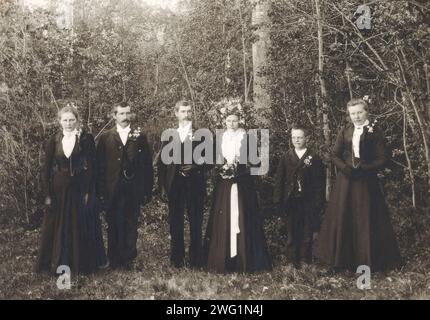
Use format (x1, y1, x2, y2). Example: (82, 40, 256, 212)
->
(35, 172, 106, 274)
(315, 171, 401, 272)
(204, 176, 272, 273)
(83, 185, 108, 269)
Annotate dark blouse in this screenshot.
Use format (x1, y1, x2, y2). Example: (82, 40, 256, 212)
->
(332, 123, 386, 173)
(42, 131, 96, 198)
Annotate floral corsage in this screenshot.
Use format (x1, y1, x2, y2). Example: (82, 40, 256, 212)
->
(303, 155, 313, 167)
(366, 119, 377, 133)
(128, 127, 142, 141)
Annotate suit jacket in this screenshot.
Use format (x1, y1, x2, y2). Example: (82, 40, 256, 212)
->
(96, 126, 153, 207)
(332, 122, 386, 174)
(42, 131, 96, 199)
(273, 148, 325, 230)
(157, 126, 208, 198)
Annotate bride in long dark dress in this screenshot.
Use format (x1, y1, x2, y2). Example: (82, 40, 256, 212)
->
(315, 98, 401, 272)
(204, 104, 272, 273)
(35, 104, 107, 274)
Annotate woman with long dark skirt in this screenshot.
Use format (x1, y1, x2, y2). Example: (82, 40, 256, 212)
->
(204, 101, 272, 273)
(35, 104, 107, 274)
(315, 98, 401, 272)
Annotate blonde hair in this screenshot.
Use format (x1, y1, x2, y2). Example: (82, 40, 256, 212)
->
(57, 105, 79, 122)
(346, 98, 368, 111)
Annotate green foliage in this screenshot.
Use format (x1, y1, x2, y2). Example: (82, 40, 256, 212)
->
(1, 0, 429, 259)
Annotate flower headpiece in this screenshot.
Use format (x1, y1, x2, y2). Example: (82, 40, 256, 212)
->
(362, 95, 372, 104)
(215, 97, 246, 125)
(66, 102, 78, 109)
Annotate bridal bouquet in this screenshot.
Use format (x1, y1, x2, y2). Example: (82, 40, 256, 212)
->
(219, 161, 239, 179)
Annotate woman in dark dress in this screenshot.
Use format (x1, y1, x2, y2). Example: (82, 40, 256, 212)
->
(315, 98, 401, 272)
(204, 103, 272, 273)
(35, 105, 107, 274)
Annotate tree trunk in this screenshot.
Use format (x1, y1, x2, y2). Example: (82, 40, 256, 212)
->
(315, 0, 332, 200)
(251, 0, 270, 126)
(238, 0, 249, 102)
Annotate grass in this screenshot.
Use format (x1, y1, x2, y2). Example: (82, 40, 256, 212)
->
(1, 199, 430, 300)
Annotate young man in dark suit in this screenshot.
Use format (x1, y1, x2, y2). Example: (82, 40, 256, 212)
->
(157, 100, 208, 269)
(273, 124, 325, 267)
(96, 102, 153, 269)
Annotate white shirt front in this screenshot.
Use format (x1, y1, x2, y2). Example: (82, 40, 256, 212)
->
(177, 121, 192, 143)
(295, 148, 307, 159)
(62, 129, 77, 159)
(117, 124, 131, 146)
(352, 120, 369, 158)
(221, 129, 245, 164)
(221, 128, 246, 258)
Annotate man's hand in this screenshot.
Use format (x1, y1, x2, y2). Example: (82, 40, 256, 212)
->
(313, 232, 319, 241)
(159, 189, 168, 203)
(44, 196, 51, 206)
(99, 196, 107, 210)
(83, 193, 89, 206)
(141, 195, 152, 206)
(180, 164, 194, 176)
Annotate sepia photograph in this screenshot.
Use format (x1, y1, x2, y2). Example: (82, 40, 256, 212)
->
(0, 0, 429, 304)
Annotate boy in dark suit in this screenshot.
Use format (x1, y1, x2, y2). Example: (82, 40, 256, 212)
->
(273, 124, 325, 267)
(96, 102, 153, 269)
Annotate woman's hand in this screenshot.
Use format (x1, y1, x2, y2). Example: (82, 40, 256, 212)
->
(341, 165, 352, 177)
(44, 196, 51, 206)
(351, 167, 364, 178)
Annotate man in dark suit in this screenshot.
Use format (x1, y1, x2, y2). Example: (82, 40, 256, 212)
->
(157, 100, 208, 268)
(273, 124, 325, 267)
(96, 102, 153, 269)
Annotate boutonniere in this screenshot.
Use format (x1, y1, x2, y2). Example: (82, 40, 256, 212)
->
(75, 126, 84, 144)
(187, 130, 196, 141)
(128, 127, 142, 140)
(303, 155, 313, 167)
(366, 119, 377, 133)
(75, 127, 83, 138)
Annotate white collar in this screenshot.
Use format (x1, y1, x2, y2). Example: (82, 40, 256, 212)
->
(63, 129, 78, 138)
(223, 128, 245, 139)
(353, 120, 369, 130)
(178, 121, 192, 131)
(294, 148, 307, 158)
(117, 124, 131, 132)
